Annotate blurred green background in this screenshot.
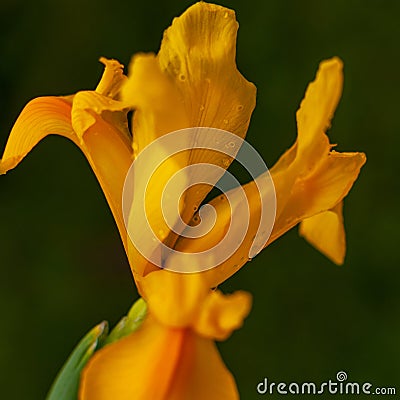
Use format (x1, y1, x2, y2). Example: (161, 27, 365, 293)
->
(0, 0, 399, 398)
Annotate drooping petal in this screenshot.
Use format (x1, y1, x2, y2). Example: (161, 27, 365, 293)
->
(0, 97, 78, 174)
(166, 333, 239, 400)
(299, 201, 346, 265)
(79, 316, 185, 400)
(80, 317, 239, 400)
(1, 60, 134, 252)
(71, 89, 132, 250)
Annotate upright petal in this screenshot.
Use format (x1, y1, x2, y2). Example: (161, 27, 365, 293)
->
(158, 2, 257, 214)
(122, 2, 256, 280)
(295, 57, 343, 170)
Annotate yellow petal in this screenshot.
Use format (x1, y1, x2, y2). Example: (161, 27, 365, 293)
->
(0, 97, 78, 174)
(1, 59, 134, 252)
(80, 318, 238, 400)
(158, 1, 256, 226)
(169, 171, 274, 287)
(192, 289, 252, 341)
(122, 53, 189, 155)
(143, 270, 208, 328)
(75, 110, 133, 251)
(79, 316, 186, 400)
(167, 333, 239, 400)
(122, 3, 256, 280)
(158, 2, 256, 136)
(71, 89, 133, 250)
(269, 57, 344, 218)
(271, 150, 366, 243)
(295, 57, 343, 171)
(299, 201, 346, 265)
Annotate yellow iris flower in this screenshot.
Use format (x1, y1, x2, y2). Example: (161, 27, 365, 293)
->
(1, 2, 366, 399)
(0, 2, 365, 289)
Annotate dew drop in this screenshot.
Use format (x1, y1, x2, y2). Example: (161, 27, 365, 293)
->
(199, 105, 205, 111)
(222, 158, 230, 167)
(237, 104, 244, 111)
(223, 119, 229, 124)
(179, 74, 186, 81)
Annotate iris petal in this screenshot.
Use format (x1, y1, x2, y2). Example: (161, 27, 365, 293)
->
(121, 2, 256, 280)
(0, 60, 133, 252)
(170, 58, 366, 287)
(299, 201, 346, 265)
(79, 317, 185, 400)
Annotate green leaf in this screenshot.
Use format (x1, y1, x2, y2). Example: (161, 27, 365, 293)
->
(103, 297, 147, 346)
(46, 321, 108, 400)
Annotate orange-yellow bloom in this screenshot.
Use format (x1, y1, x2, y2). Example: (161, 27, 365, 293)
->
(0, 2, 367, 399)
(79, 270, 251, 400)
(0, 2, 366, 290)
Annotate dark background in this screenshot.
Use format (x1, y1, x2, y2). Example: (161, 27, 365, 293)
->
(1, 0, 399, 398)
